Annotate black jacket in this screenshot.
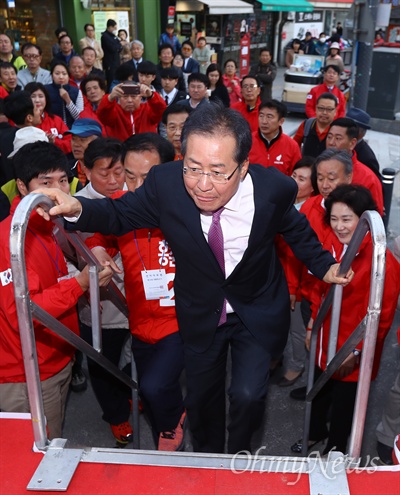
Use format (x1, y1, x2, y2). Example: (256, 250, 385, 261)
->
(68, 163, 335, 354)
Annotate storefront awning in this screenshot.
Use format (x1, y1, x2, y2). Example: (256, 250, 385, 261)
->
(197, 0, 254, 15)
(258, 0, 314, 12)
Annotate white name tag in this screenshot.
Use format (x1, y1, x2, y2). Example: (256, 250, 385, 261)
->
(141, 269, 169, 300)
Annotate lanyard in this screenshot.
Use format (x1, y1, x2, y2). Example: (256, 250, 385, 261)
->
(133, 230, 166, 271)
(28, 227, 67, 277)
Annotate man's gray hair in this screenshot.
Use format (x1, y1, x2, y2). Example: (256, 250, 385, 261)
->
(315, 148, 353, 176)
(131, 39, 144, 50)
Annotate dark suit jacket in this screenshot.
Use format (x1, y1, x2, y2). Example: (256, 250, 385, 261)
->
(154, 64, 186, 93)
(123, 58, 148, 83)
(183, 57, 200, 74)
(166, 90, 187, 105)
(70, 163, 335, 354)
(355, 139, 381, 181)
(101, 31, 121, 70)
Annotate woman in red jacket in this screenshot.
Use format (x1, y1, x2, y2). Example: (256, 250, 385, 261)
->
(25, 82, 72, 154)
(291, 184, 400, 455)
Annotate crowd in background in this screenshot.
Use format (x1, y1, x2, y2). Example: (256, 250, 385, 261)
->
(0, 18, 399, 466)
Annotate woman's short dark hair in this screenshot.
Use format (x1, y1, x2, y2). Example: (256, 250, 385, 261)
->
(293, 156, 314, 172)
(24, 82, 53, 115)
(325, 184, 377, 225)
(181, 102, 252, 166)
(50, 60, 69, 75)
(224, 58, 237, 69)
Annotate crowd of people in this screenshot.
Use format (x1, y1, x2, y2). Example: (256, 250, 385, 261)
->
(0, 19, 399, 466)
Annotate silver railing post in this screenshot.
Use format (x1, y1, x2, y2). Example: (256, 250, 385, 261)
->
(302, 210, 386, 461)
(10, 193, 138, 451)
(347, 212, 386, 462)
(10, 194, 58, 450)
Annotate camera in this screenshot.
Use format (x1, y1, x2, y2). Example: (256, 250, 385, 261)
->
(121, 82, 140, 95)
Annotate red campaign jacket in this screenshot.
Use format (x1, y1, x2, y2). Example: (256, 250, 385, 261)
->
(37, 112, 72, 154)
(305, 83, 346, 119)
(284, 195, 342, 299)
(306, 234, 400, 382)
(97, 92, 167, 141)
(275, 234, 303, 299)
(249, 129, 302, 176)
(0, 197, 83, 383)
(221, 74, 242, 105)
(86, 191, 178, 344)
(231, 98, 261, 134)
(352, 152, 384, 215)
(79, 103, 109, 137)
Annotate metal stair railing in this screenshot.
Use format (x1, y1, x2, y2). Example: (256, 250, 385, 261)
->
(9, 193, 384, 495)
(10, 192, 140, 451)
(301, 210, 387, 464)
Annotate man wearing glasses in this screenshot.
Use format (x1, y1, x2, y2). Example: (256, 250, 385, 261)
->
(35, 104, 353, 455)
(293, 92, 338, 158)
(231, 75, 262, 133)
(305, 64, 346, 119)
(17, 43, 52, 89)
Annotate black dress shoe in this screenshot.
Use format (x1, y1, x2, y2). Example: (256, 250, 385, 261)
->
(377, 441, 394, 465)
(291, 438, 325, 453)
(290, 386, 307, 400)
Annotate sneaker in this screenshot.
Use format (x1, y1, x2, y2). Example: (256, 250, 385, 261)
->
(110, 421, 133, 445)
(70, 369, 87, 392)
(158, 410, 186, 452)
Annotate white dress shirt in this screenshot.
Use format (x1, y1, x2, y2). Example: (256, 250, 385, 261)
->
(200, 173, 255, 313)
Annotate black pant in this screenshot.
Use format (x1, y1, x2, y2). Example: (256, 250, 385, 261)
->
(309, 366, 358, 454)
(80, 323, 131, 425)
(184, 314, 271, 454)
(131, 332, 184, 437)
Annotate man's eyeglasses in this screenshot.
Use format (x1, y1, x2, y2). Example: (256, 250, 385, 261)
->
(24, 54, 40, 59)
(183, 164, 240, 184)
(316, 106, 336, 113)
(242, 84, 258, 90)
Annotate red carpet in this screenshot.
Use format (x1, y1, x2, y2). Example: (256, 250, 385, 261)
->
(0, 415, 398, 495)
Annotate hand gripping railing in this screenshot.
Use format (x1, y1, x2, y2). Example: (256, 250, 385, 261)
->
(10, 193, 140, 451)
(301, 210, 386, 464)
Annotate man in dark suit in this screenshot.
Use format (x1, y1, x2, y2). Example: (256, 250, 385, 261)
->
(36, 104, 353, 455)
(101, 19, 122, 91)
(123, 39, 145, 82)
(181, 40, 200, 75)
(159, 67, 187, 106)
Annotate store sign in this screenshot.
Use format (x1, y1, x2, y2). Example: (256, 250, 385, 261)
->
(177, 14, 196, 41)
(239, 32, 251, 78)
(93, 11, 130, 41)
(295, 11, 323, 23)
(168, 6, 176, 21)
(293, 11, 323, 40)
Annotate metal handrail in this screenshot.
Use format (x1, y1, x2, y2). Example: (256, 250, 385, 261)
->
(10, 193, 139, 451)
(301, 210, 386, 463)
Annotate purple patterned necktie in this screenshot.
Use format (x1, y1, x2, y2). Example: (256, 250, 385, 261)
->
(208, 207, 227, 325)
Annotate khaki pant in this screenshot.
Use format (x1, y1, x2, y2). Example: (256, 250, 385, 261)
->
(0, 361, 72, 439)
